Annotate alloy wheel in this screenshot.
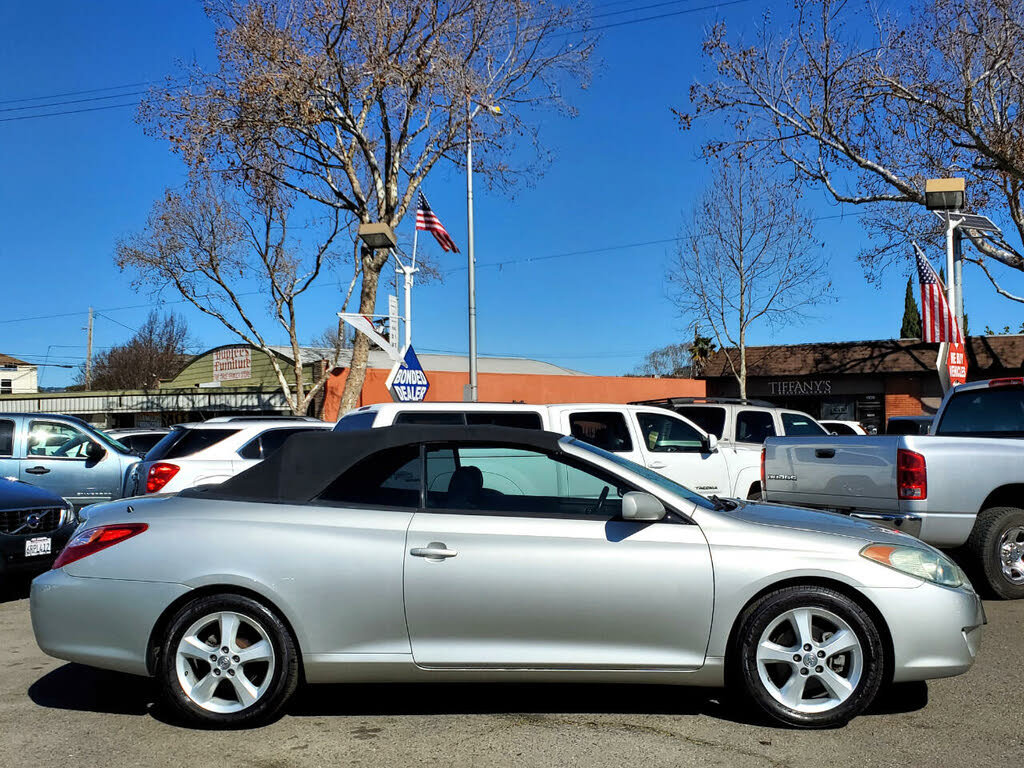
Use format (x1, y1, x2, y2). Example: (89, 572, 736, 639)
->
(755, 607, 864, 714)
(174, 611, 276, 714)
(998, 525, 1024, 585)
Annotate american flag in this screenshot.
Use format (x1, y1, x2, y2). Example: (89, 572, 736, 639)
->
(914, 244, 963, 344)
(415, 192, 459, 253)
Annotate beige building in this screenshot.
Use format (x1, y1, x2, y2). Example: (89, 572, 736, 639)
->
(0, 354, 38, 394)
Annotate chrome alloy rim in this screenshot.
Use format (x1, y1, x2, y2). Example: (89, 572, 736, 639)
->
(999, 526, 1024, 585)
(755, 607, 863, 714)
(175, 611, 276, 713)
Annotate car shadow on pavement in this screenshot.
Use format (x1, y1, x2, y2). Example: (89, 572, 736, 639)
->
(28, 666, 928, 727)
(0, 578, 33, 604)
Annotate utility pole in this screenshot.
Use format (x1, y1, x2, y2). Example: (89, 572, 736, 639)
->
(85, 307, 94, 390)
(465, 94, 478, 402)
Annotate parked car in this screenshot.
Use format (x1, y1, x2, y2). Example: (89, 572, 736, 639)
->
(105, 427, 171, 456)
(335, 401, 764, 500)
(762, 377, 1024, 598)
(886, 415, 933, 435)
(820, 420, 868, 436)
(0, 477, 78, 579)
(0, 413, 140, 509)
(130, 418, 333, 495)
(31, 426, 983, 729)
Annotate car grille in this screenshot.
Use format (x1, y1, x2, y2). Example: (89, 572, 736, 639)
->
(0, 507, 64, 535)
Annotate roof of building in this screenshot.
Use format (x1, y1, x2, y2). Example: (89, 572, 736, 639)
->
(0, 354, 32, 367)
(702, 336, 1024, 378)
(265, 345, 587, 376)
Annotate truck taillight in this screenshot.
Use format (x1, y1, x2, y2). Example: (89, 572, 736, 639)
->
(760, 446, 766, 492)
(897, 449, 927, 500)
(52, 523, 148, 569)
(146, 462, 179, 493)
(988, 377, 1024, 388)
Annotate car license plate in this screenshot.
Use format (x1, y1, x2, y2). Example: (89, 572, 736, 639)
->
(25, 537, 51, 557)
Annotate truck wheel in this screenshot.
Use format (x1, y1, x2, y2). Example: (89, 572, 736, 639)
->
(967, 506, 1024, 600)
(731, 586, 885, 728)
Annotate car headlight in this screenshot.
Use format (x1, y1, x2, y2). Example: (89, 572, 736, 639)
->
(861, 544, 966, 588)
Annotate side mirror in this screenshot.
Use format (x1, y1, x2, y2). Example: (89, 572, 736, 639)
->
(86, 442, 106, 462)
(701, 434, 719, 453)
(621, 491, 666, 522)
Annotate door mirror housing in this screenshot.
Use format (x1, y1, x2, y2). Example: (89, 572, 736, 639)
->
(701, 434, 719, 453)
(621, 491, 666, 522)
(86, 441, 106, 462)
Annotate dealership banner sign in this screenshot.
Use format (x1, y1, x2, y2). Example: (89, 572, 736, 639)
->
(213, 347, 252, 382)
(387, 346, 430, 402)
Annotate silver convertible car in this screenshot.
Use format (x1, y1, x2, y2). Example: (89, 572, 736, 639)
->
(31, 426, 984, 728)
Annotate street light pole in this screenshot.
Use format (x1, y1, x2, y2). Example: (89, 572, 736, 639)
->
(465, 95, 478, 402)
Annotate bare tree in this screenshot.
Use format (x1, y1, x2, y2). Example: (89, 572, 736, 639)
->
(682, 0, 1024, 302)
(631, 343, 692, 378)
(116, 178, 356, 415)
(141, 0, 593, 413)
(669, 160, 831, 399)
(77, 311, 195, 390)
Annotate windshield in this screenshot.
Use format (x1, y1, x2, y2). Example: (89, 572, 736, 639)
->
(566, 438, 716, 511)
(91, 427, 131, 454)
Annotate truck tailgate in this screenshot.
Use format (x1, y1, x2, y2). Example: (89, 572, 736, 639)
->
(763, 436, 900, 511)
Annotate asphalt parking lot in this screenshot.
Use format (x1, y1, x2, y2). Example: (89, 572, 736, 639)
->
(1, 579, 1022, 768)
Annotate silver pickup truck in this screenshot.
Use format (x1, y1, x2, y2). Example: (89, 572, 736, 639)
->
(762, 378, 1024, 599)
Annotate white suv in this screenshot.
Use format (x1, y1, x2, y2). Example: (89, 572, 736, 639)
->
(132, 417, 332, 495)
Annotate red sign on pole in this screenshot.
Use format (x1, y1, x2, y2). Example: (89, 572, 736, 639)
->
(947, 340, 967, 387)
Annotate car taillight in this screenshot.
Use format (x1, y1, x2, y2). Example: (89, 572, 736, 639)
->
(52, 523, 148, 569)
(146, 462, 180, 493)
(760, 446, 766, 491)
(897, 449, 927, 500)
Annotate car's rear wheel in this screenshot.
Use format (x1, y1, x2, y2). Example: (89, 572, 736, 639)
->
(158, 594, 298, 728)
(733, 586, 885, 728)
(967, 506, 1024, 599)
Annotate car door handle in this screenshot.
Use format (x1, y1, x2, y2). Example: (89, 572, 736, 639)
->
(647, 461, 667, 469)
(25, 466, 50, 475)
(815, 449, 836, 459)
(410, 543, 458, 559)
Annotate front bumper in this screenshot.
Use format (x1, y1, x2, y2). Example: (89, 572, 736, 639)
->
(862, 582, 985, 683)
(0, 523, 76, 578)
(31, 569, 191, 676)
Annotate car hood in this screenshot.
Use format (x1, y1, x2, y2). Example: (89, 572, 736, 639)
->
(0, 478, 66, 509)
(723, 500, 917, 545)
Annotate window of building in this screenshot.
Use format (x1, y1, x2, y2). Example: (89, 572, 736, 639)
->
(735, 410, 776, 444)
(0, 379, 11, 394)
(567, 412, 633, 452)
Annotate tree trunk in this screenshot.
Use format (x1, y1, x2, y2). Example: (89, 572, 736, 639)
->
(338, 248, 383, 414)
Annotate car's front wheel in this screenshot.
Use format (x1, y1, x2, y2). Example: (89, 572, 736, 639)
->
(158, 593, 299, 728)
(733, 586, 885, 728)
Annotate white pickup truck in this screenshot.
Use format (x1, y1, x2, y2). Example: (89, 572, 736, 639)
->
(335, 401, 765, 501)
(762, 378, 1024, 598)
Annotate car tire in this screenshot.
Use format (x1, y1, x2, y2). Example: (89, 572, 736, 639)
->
(158, 593, 299, 728)
(732, 586, 885, 728)
(966, 506, 1024, 600)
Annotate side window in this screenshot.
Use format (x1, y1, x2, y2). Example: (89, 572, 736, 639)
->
(425, 445, 629, 517)
(568, 412, 633, 453)
(735, 411, 776, 444)
(394, 412, 464, 425)
(240, 427, 320, 460)
(465, 412, 543, 429)
(333, 411, 378, 432)
(676, 406, 726, 439)
(27, 421, 91, 459)
(317, 445, 422, 508)
(781, 413, 827, 436)
(636, 412, 704, 452)
(828, 423, 855, 435)
(0, 419, 13, 457)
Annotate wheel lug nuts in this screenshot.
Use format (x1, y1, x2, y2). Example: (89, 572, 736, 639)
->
(803, 644, 812, 651)
(817, 650, 826, 658)
(232, 655, 240, 663)
(227, 669, 235, 676)
(209, 654, 217, 662)
(816, 666, 824, 673)
(800, 668, 809, 676)
(213, 669, 221, 676)
(221, 646, 229, 653)
(793, 654, 802, 662)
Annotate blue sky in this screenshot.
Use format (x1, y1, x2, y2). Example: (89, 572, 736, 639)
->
(2, 0, 1021, 388)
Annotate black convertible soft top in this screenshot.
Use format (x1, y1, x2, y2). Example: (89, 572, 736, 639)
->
(181, 425, 565, 504)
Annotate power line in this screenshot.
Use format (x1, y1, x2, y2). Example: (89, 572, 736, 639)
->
(0, 90, 152, 114)
(0, 101, 139, 123)
(0, 79, 166, 106)
(552, 0, 753, 37)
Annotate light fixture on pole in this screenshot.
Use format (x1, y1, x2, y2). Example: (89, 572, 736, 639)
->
(357, 222, 398, 251)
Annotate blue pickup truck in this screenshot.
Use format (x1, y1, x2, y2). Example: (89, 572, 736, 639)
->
(0, 413, 139, 509)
